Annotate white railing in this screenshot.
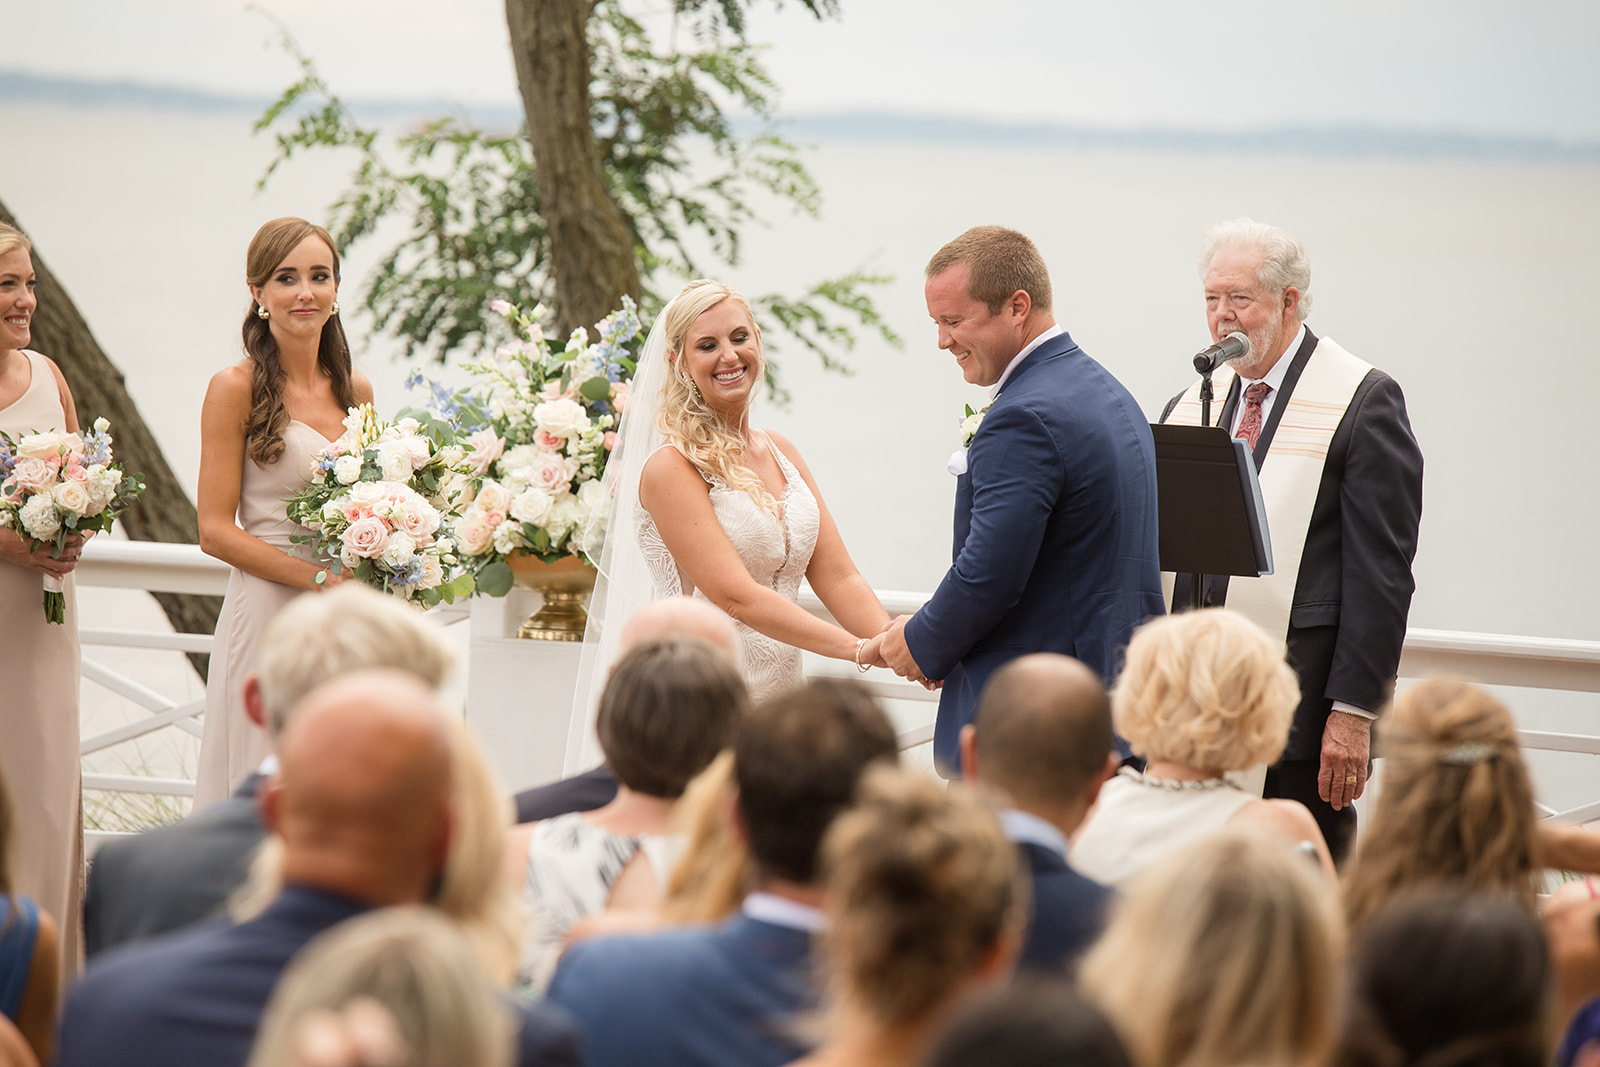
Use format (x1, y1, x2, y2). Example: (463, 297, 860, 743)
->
(76, 541, 1600, 824)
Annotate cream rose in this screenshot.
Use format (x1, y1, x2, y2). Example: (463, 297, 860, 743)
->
(473, 480, 513, 516)
(375, 441, 414, 482)
(339, 514, 390, 559)
(379, 530, 417, 570)
(455, 515, 494, 556)
(397, 498, 442, 541)
(510, 487, 555, 526)
(53, 479, 93, 516)
(533, 397, 590, 439)
(17, 431, 75, 461)
(417, 554, 444, 590)
(333, 455, 363, 485)
(345, 480, 387, 510)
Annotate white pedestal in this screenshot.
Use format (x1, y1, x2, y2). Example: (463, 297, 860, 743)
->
(463, 592, 583, 795)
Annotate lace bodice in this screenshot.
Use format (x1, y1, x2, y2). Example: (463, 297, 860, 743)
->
(637, 434, 820, 700)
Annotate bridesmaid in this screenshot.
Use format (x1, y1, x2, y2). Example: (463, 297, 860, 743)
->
(0, 221, 87, 981)
(194, 218, 371, 807)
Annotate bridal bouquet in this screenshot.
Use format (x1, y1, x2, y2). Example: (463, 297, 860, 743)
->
(0, 418, 146, 623)
(410, 296, 642, 596)
(284, 403, 474, 606)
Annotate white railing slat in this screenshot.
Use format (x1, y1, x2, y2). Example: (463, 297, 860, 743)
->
(80, 658, 177, 713)
(81, 698, 206, 756)
(79, 627, 214, 654)
(82, 773, 195, 797)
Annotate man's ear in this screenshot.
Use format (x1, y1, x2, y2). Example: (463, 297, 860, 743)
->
(1008, 288, 1032, 324)
(243, 673, 265, 730)
(959, 723, 980, 782)
(1281, 285, 1301, 322)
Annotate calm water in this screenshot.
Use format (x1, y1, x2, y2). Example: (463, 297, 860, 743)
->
(5, 104, 1598, 807)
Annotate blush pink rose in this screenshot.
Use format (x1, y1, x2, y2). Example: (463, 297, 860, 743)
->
(464, 428, 505, 477)
(603, 432, 617, 451)
(397, 500, 442, 541)
(482, 509, 506, 528)
(339, 514, 390, 559)
(535, 429, 564, 452)
(455, 515, 494, 556)
(342, 503, 373, 524)
(610, 382, 629, 413)
(8, 456, 56, 492)
(526, 453, 577, 497)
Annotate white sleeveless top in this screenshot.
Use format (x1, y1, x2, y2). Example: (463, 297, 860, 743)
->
(1071, 768, 1256, 885)
(636, 433, 819, 700)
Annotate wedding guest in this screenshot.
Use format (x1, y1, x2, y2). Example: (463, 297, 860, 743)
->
(57, 671, 579, 1067)
(0, 220, 87, 979)
(0, 767, 60, 1066)
(507, 639, 747, 990)
(868, 225, 1164, 778)
(1079, 830, 1343, 1067)
(572, 280, 890, 767)
(957, 653, 1115, 971)
(794, 768, 1025, 1067)
(923, 981, 1133, 1067)
(515, 595, 742, 824)
(548, 677, 899, 1067)
(1335, 889, 1549, 1067)
(1071, 609, 1334, 885)
(247, 907, 515, 1067)
(1341, 677, 1539, 931)
(85, 584, 457, 958)
(0, 1017, 34, 1067)
(195, 216, 373, 808)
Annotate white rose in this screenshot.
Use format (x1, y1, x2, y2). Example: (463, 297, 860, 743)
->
(93, 417, 110, 434)
(345, 481, 386, 509)
(16, 431, 70, 461)
(400, 434, 432, 469)
(417, 554, 444, 590)
(321, 500, 344, 523)
(333, 455, 363, 485)
(533, 397, 590, 439)
(395, 417, 422, 436)
(438, 444, 466, 468)
(19, 495, 61, 539)
(499, 444, 541, 477)
(379, 529, 417, 570)
(544, 497, 580, 546)
(510, 487, 555, 526)
(340, 544, 361, 569)
(375, 441, 414, 482)
(474, 480, 513, 516)
(492, 521, 520, 555)
(53, 479, 93, 517)
(455, 515, 494, 556)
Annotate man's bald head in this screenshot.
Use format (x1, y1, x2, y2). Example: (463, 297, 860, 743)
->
(266, 669, 454, 906)
(965, 654, 1114, 824)
(619, 596, 742, 670)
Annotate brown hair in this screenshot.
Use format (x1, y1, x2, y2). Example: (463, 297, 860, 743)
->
(598, 639, 748, 798)
(820, 767, 1025, 1028)
(242, 217, 355, 465)
(735, 677, 899, 884)
(1341, 678, 1538, 931)
(925, 226, 1053, 314)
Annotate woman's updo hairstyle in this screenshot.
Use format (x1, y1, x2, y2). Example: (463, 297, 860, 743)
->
(0, 222, 32, 259)
(241, 217, 354, 465)
(819, 766, 1024, 1028)
(656, 279, 776, 516)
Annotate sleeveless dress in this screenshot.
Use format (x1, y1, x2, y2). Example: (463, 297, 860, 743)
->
(1070, 768, 1256, 885)
(516, 813, 681, 992)
(636, 434, 820, 700)
(193, 421, 328, 808)
(0, 896, 41, 1021)
(0, 350, 83, 978)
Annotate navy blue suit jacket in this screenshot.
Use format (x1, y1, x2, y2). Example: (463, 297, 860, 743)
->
(548, 912, 815, 1067)
(906, 331, 1165, 771)
(57, 885, 580, 1067)
(1016, 842, 1111, 973)
(514, 764, 618, 824)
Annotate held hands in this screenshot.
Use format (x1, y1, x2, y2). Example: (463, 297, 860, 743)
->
(860, 615, 940, 690)
(1318, 710, 1372, 810)
(0, 528, 86, 579)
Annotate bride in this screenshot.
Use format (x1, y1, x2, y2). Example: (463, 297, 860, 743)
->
(570, 280, 888, 758)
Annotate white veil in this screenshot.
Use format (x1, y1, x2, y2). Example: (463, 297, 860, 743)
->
(563, 301, 674, 773)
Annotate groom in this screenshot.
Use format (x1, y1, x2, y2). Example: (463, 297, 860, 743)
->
(871, 226, 1164, 776)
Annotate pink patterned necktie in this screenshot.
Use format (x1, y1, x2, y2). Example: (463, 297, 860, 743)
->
(1235, 381, 1272, 451)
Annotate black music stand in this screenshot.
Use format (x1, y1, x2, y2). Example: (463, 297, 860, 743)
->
(1151, 424, 1273, 610)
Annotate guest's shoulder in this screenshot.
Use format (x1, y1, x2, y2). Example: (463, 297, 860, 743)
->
(551, 922, 726, 995)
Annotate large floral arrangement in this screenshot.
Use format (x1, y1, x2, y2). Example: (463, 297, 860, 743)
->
(0, 418, 145, 622)
(284, 403, 473, 605)
(413, 297, 642, 596)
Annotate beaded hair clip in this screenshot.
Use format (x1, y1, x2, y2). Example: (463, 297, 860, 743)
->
(1438, 742, 1497, 766)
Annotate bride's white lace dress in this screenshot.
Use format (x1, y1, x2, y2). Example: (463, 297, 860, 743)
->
(637, 436, 819, 700)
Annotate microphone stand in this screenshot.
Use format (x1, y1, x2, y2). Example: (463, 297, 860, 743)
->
(1188, 356, 1217, 612)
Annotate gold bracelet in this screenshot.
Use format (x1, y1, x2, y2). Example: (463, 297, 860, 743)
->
(854, 637, 870, 674)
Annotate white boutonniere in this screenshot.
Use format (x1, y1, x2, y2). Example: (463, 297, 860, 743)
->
(948, 402, 992, 476)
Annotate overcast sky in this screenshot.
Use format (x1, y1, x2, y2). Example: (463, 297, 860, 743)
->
(5, 0, 1599, 141)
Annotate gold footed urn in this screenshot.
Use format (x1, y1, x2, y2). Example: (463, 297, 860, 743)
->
(507, 555, 597, 641)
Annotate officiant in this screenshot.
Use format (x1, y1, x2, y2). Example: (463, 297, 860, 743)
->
(1159, 218, 1423, 862)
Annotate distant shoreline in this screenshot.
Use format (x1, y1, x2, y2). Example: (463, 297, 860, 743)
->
(6, 70, 1598, 163)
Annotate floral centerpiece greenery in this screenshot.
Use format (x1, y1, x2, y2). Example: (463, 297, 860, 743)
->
(0, 419, 145, 623)
(284, 403, 474, 606)
(408, 296, 643, 598)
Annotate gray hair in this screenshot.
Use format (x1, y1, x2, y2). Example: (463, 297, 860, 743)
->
(1197, 218, 1313, 322)
(256, 585, 458, 738)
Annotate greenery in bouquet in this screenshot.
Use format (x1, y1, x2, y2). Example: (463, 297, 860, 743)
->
(0, 418, 146, 623)
(407, 296, 643, 598)
(284, 403, 475, 606)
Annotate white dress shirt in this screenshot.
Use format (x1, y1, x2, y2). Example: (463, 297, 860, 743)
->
(991, 324, 1065, 398)
(1225, 324, 1303, 436)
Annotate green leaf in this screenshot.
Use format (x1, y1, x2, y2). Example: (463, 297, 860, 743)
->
(578, 376, 613, 402)
(476, 560, 513, 597)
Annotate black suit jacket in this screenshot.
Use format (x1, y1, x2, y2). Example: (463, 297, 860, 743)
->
(1161, 328, 1423, 759)
(514, 765, 618, 824)
(83, 773, 267, 958)
(1016, 842, 1111, 973)
(59, 885, 581, 1067)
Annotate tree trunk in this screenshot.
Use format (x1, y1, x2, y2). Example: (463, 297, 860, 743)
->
(0, 196, 221, 679)
(506, 0, 642, 340)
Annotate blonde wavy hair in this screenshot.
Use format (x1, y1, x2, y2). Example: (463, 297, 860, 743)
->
(657, 279, 778, 517)
(0, 223, 31, 260)
(1080, 829, 1343, 1067)
(1341, 677, 1538, 931)
(1113, 609, 1299, 772)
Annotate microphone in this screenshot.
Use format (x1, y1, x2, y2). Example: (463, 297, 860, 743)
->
(1193, 331, 1251, 374)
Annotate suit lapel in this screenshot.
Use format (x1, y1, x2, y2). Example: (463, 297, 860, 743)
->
(1250, 327, 1319, 470)
(994, 330, 1077, 399)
